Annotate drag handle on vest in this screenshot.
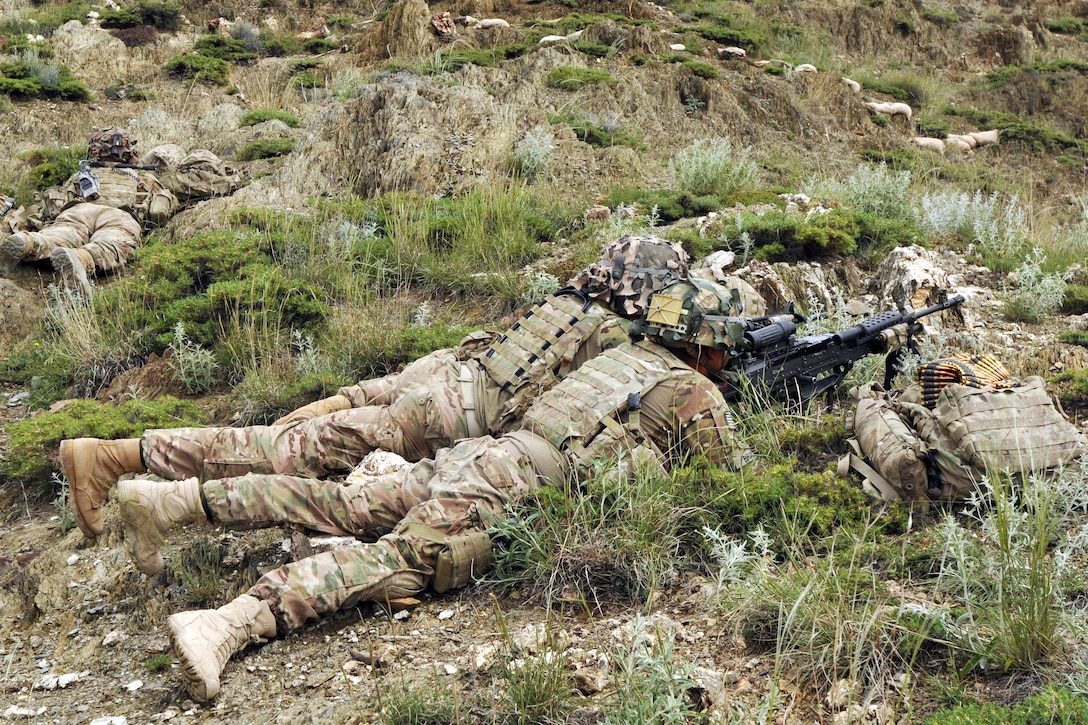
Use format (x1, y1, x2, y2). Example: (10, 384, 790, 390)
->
(715, 291, 965, 404)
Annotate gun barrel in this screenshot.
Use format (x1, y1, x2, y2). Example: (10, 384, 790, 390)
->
(906, 293, 966, 323)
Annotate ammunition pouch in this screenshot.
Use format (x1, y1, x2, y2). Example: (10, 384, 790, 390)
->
(401, 524, 493, 594)
(434, 531, 492, 593)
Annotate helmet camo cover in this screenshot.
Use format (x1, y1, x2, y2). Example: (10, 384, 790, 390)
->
(86, 127, 139, 164)
(642, 278, 745, 349)
(568, 235, 689, 317)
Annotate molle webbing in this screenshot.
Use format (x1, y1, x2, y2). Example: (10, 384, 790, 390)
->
(71, 168, 163, 223)
(524, 343, 680, 453)
(478, 292, 602, 392)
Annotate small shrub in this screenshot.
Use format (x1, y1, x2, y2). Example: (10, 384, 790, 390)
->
(509, 125, 554, 179)
(1046, 18, 1086, 35)
(165, 54, 230, 85)
(860, 78, 911, 102)
(1003, 247, 1069, 322)
(258, 33, 302, 57)
(239, 109, 301, 128)
(922, 7, 959, 27)
(194, 35, 258, 62)
(679, 58, 720, 80)
(569, 40, 614, 58)
(669, 137, 756, 197)
(807, 162, 913, 218)
(237, 138, 296, 160)
(302, 37, 338, 54)
(690, 23, 766, 51)
(168, 322, 220, 394)
(915, 117, 949, 138)
(21, 145, 85, 191)
(545, 65, 615, 90)
(894, 15, 916, 34)
(129, 88, 156, 101)
(1059, 329, 1088, 348)
(925, 687, 1088, 724)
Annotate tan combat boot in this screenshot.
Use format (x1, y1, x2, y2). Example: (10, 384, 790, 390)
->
(118, 477, 205, 575)
(50, 247, 95, 297)
(59, 438, 145, 539)
(0, 233, 31, 274)
(169, 594, 277, 701)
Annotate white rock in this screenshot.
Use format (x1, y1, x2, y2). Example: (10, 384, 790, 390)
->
(538, 35, 567, 46)
(4, 706, 47, 718)
(102, 630, 128, 647)
(66, 554, 79, 566)
(36, 670, 89, 689)
(795, 62, 817, 73)
(125, 680, 143, 691)
(346, 450, 411, 482)
(826, 678, 856, 710)
(476, 18, 510, 29)
(393, 610, 410, 620)
(669, 43, 686, 51)
(442, 663, 458, 675)
(438, 609, 454, 620)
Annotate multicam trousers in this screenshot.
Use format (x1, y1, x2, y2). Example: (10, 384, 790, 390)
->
(142, 350, 500, 480)
(22, 203, 141, 273)
(199, 432, 568, 633)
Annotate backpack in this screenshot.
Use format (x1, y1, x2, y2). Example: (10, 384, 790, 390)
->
(844, 377, 1086, 503)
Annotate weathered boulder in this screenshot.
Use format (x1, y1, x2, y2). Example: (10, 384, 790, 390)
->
(873, 245, 950, 310)
(52, 20, 129, 78)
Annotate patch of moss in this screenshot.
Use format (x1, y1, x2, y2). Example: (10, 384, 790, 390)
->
(239, 109, 301, 128)
(243, 138, 298, 161)
(165, 54, 230, 85)
(604, 188, 722, 222)
(1061, 284, 1088, 314)
(550, 113, 645, 150)
(914, 117, 949, 139)
(661, 55, 720, 80)
(924, 686, 1088, 724)
(194, 35, 258, 63)
(860, 78, 911, 102)
(922, 8, 958, 27)
(690, 23, 766, 52)
(545, 66, 616, 89)
(3, 397, 205, 492)
(302, 38, 339, 54)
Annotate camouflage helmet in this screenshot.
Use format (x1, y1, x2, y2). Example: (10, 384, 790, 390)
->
(86, 127, 139, 164)
(639, 278, 745, 350)
(568, 235, 689, 317)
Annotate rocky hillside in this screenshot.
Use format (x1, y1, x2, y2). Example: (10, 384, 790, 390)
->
(4, 0, 1088, 722)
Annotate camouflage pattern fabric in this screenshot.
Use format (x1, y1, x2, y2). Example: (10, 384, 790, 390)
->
(143, 350, 493, 479)
(239, 435, 542, 632)
(18, 203, 141, 273)
(39, 167, 178, 227)
(196, 341, 743, 632)
(87, 127, 139, 164)
(568, 235, 689, 316)
(157, 151, 242, 204)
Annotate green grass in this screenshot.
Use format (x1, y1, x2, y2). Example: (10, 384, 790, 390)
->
(545, 66, 615, 90)
(164, 54, 230, 85)
(237, 138, 296, 160)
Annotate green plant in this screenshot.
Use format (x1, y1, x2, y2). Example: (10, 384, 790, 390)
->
(509, 125, 554, 179)
(237, 138, 296, 160)
(1061, 284, 1088, 314)
(169, 536, 226, 605)
(164, 54, 230, 85)
(168, 322, 220, 394)
(0, 51, 91, 102)
(144, 654, 173, 672)
(600, 617, 702, 723)
(545, 65, 615, 89)
(379, 680, 469, 725)
(194, 34, 258, 62)
(922, 7, 959, 27)
(669, 137, 756, 197)
(915, 117, 950, 138)
(550, 113, 645, 150)
(498, 628, 574, 724)
(239, 109, 301, 128)
(1002, 247, 1070, 323)
(1059, 329, 1088, 348)
(807, 162, 912, 218)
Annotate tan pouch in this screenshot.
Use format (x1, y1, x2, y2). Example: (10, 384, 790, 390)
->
(433, 531, 492, 593)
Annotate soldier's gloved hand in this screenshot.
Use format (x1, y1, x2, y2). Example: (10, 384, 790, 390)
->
(272, 394, 352, 426)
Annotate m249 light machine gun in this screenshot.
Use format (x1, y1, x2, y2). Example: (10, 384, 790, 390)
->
(715, 291, 966, 403)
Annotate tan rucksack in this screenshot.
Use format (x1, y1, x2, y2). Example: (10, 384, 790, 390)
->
(844, 377, 1086, 503)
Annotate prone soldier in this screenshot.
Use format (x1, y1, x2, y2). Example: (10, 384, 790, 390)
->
(58, 236, 690, 541)
(111, 276, 753, 701)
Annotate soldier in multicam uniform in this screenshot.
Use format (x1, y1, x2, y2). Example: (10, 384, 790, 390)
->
(57, 236, 689, 542)
(0, 128, 239, 294)
(110, 277, 752, 702)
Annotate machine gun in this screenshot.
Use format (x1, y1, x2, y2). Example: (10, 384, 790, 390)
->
(714, 291, 966, 403)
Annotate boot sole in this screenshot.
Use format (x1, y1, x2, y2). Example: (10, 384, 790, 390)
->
(169, 617, 218, 701)
(60, 438, 101, 539)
